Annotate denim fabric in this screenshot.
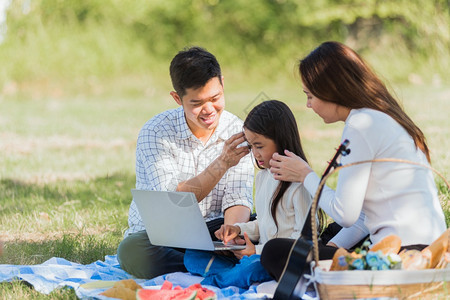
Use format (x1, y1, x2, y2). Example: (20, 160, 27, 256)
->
(184, 249, 238, 277)
(184, 250, 272, 289)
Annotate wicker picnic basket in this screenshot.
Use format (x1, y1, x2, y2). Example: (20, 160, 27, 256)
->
(308, 158, 450, 299)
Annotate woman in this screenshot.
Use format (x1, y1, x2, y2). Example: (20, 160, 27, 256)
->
(261, 41, 446, 280)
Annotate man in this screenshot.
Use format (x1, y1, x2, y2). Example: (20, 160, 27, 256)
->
(117, 47, 254, 279)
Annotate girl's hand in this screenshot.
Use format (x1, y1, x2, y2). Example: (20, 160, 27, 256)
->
(231, 233, 256, 259)
(270, 150, 313, 182)
(214, 225, 241, 244)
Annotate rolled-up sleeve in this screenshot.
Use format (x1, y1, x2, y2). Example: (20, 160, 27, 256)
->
(329, 211, 370, 249)
(236, 220, 260, 242)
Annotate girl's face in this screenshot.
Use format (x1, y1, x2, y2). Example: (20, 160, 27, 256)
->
(302, 84, 350, 123)
(243, 128, 277, 169)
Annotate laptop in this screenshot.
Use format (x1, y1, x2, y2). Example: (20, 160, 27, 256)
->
(131, 189, 246, 251)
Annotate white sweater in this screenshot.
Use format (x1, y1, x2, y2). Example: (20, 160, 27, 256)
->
(235, 169, 312, 254)
(304, 108, 446, 248)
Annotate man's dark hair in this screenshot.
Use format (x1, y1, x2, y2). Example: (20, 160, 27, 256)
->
(169, 46, 222, 98)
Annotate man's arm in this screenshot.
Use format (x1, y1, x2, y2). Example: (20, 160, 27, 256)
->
(176, 132, 249, 202)
(224, 205, 251, 225)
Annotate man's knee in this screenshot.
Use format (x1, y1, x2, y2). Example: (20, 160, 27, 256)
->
(117, 231, 155, 279)
(117, 231, 186, 279)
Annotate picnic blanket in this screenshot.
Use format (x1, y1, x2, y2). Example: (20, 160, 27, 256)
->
(0, 254, 299, 299)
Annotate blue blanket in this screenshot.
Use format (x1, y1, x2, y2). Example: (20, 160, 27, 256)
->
(0, 255, 278, 299)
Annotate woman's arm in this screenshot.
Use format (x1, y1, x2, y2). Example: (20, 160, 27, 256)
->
(303, 142, 371, 226)
(328, 211, 370, 249)
(271, 125, 373, 227)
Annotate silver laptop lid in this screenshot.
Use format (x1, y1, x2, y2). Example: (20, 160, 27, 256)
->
(131, 189, 216, 251)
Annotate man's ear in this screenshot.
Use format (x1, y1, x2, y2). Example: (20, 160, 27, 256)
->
(221, 76, 225, 88)
(170, 91, 182, 106)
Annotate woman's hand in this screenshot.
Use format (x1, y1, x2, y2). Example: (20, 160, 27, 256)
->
(270, 150, 313, 182)
(231, 233, 255, 259)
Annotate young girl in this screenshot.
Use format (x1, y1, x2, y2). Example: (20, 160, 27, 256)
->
(184, 100, 314, 288)
(215, 100, 314, 256)
(262, 41, 447, 280)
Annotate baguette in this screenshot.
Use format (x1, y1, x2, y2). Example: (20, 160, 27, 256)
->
(421, 228, 450, 268)
(369, 234, 401, 255)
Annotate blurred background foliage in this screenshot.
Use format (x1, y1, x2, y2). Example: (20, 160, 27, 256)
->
(0, 0, 449, 99)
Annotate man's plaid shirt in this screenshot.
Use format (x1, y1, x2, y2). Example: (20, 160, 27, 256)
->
(125, 107, 254, 236)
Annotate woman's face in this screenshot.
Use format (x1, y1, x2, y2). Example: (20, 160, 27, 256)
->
(243, 128, 277, 169)
(302, 84, 350, 123)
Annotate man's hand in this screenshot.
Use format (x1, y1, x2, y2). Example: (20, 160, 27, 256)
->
(177, 132, 250, 202)
(232, 233, 255, 259)
(218, 132, 250, 168)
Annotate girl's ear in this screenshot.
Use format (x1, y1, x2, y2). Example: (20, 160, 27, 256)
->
(170, 91, 182, 106)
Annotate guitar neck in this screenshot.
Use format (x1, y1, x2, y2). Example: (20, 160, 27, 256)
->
(300, 139, 350, 240)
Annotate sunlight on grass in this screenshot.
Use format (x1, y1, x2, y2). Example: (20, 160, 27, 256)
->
(0, 281, 77, 300)
(0, 173, 133, 236)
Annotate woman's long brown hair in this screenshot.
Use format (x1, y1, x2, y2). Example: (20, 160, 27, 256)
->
(299, 41, 430, 162)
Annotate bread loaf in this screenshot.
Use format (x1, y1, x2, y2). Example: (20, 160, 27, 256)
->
(421, 228, 450, 268)
(399, 249, 430, 270)
(369, 235, 401, 255)
(100, 279, 143, 300)
(330, 248, 351, 271)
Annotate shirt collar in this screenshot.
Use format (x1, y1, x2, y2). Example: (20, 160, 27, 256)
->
(210, 112, 230, 142)
(175, 107, 233, 143)
(175, 107, 193, 140)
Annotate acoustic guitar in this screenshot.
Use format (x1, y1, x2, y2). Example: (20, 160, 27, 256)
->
(272, 139, 351, 300)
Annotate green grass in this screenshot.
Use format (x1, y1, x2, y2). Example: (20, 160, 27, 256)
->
(0, 80, 449, 298)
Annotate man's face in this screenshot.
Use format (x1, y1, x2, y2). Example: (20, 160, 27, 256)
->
(171, 77, 225, 140)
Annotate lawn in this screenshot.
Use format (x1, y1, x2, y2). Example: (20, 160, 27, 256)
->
(0, 81, 449, 299)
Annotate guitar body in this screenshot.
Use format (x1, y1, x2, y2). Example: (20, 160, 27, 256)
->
(272, 238, 313, 300)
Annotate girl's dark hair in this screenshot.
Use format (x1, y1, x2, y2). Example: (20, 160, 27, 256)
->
(300, 41, 430, 162)
(169, 46, 222, 98)
(244, 100, 311, 231)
